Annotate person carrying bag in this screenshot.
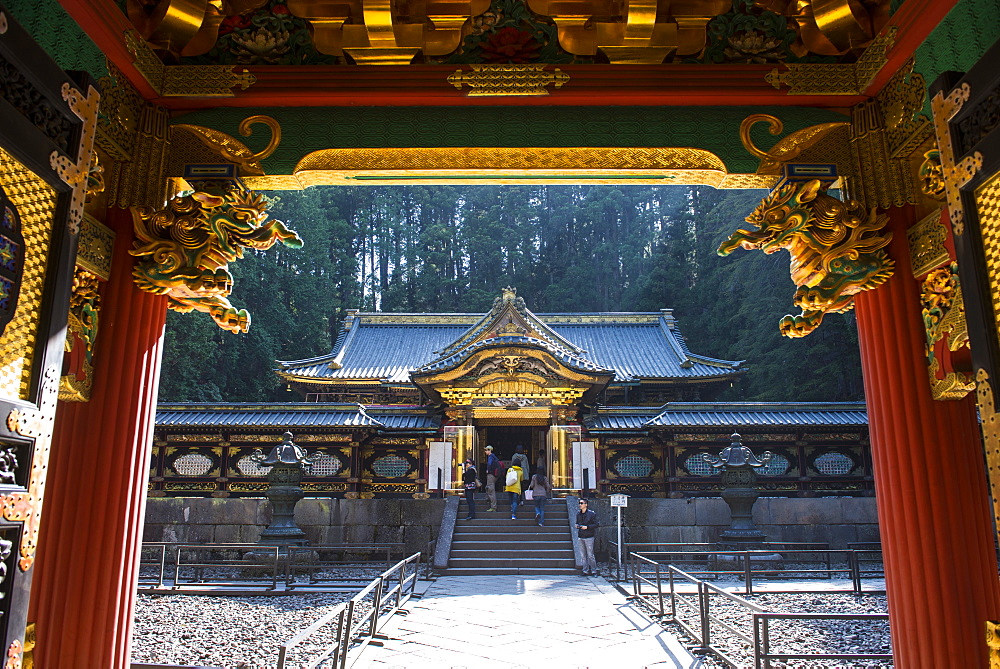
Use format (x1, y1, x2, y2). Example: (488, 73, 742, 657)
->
(528, 466, 552, 526)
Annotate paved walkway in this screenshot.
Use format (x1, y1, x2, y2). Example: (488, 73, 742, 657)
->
(356, 575, 700, 669)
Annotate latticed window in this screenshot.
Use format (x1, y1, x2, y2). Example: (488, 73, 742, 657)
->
(614, 454, 653, 478)
(372, 454, 411, 478)
(171, 453, 213, 477)
(235, 455, 271, 477)
(814, 452, 854, 475)
(309, 453, 342, 476)
(683, 453, 714, 476)
(758, 453, 791, 477)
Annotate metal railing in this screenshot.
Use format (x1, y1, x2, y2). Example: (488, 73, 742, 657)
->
(277, 551, 423, 669)
(138, 542, 408, 590)
(285, 544, 405, 588)
(631, 554, 891, 669)
(625, 546, 882, 594)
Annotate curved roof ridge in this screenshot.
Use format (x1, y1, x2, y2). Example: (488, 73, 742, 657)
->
(416, 334, 610, 375)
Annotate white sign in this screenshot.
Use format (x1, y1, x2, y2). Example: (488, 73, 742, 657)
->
(610, 493, 628, 508)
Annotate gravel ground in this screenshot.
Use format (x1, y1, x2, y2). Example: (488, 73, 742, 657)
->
(132, 564, 392, 668)
(133, 561, 890, 669)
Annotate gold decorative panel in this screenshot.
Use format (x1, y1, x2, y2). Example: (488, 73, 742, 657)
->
(0, 149, 59, 402)
(974, 173, 1000, 340)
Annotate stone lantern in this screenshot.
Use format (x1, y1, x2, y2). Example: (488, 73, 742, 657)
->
(251, 431, 315, 546)
(703, 432, 772, 545)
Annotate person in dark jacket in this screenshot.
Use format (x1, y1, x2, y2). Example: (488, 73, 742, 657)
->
(575, 498, 599, 576)
(462, 459, 478, 520)
(484, 445, 499, 512)
(511, 444, 530, 492)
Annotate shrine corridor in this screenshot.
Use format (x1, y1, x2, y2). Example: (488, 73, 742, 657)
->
(355, 575, 694, 668)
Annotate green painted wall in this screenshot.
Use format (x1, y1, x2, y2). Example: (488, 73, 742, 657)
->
(4, 0, 107, 80)
(172, 105, 849, 176)
(914, 0, 1000, 114)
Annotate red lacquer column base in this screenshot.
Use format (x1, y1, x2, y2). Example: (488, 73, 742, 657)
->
(854, 205, 1000, 668)
(29, 207, 167, 669)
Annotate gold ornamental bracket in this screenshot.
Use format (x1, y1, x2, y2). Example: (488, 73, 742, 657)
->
(740, 113, 850, 175)
(765, 26, 896, 95)
(931, 83, 983, 236)
(524, 0, 730, 64)
(172, 115, 282, 176)
(124, 29, 256, 97)
(288, 0, 490, 64)
(448, 65, 570, 97)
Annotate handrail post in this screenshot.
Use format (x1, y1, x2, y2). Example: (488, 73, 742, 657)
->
(334, 606, 346, 668)
(173, 546, 182, 587)
(654, 561, 664, 618)
(699, 581, 710, 652)
(744, 551, 752, 595)
(272, 545, 279, 591)
(668, 568, 676, 621)
(850, 550, 861, 594)
(340, 599, 355, 669)
(396, 561, 405, 610)
(752, 613, 762, 669)
(370, 576, 384, 638)
(631, 553, 639, 598)
(762, 615, 771, 669)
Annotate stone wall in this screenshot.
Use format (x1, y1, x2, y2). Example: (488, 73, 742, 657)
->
(143, 498, 446, 557)
(587, 497, 880, 556)
(142, 496, 879, 558)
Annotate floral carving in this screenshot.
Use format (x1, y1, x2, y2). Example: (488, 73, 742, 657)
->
(481, 27, 542, 63)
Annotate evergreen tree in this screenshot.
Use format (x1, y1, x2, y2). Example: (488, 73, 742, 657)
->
(157, 185, 865, 403)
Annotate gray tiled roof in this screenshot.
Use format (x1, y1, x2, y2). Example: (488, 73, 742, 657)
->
(155, 403, 440, 430)
(585, 403, 868, 430)
(277, 312, 743, 384)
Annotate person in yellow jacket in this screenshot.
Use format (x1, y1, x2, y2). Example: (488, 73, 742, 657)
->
(505, 464, 523, 520)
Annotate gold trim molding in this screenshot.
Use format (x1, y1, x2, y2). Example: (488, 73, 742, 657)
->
(448, 65, 569, 97)
(241, 147, 778, 190)
(765, 27, 897, 96)
(124, 30, 256, 98)
(975, 368, 1000, 552)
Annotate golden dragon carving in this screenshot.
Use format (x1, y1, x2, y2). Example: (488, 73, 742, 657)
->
(719, 179, 893, 338)
(131, 189, 302, 333)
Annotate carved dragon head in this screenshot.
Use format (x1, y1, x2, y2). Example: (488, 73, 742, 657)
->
(718, 180, 825, 257)
(131, 188, 303, 333)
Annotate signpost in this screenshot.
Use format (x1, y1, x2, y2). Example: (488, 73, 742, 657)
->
(610, 494, 628, 578)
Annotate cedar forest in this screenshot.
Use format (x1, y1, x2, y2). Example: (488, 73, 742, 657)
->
(158, 185, 865, 403)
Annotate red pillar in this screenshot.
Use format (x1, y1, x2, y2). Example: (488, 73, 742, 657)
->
(29, 207, 167, 668)
(854, 205, 1000, 668)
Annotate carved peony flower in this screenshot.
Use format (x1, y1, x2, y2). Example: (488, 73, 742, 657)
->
(480, 27, 541, 63)
(230, 27, 291, 63)
(724, 31, 785, 64)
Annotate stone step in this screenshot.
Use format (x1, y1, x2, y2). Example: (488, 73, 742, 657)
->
(452, 539, 573, 549)
(451, 536, 573, 545)
(442, 567, 582, 576)
(450, 549, 575, 559)
(455, 518, 570, 534)
(448, 557, 577, 569)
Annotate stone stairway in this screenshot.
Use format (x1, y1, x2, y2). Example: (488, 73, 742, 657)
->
(445, 497, 578, 576)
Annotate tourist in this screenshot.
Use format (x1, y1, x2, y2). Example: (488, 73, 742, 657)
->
(505, 462, 523, 520)
(484, 445, 499, 512)
(512, 444, 530, 492)
(575, 498, 599, 576)
(535, 449, 545, 477)
(462, 459, 478, 520)
(528, 466, 551, 526)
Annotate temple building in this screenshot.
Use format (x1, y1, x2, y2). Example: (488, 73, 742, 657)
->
(150, 289, 874, 499)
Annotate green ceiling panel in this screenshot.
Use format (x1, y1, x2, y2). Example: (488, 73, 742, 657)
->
(171, 105, 848, 176)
